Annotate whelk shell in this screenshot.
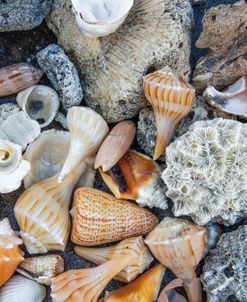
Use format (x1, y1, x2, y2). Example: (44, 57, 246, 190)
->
(71, 187, 158, 246)
(0, 63, 43, 97)
(145, 217, 207, 302)
(74, 236, 153, 283)
(143, 67, 195, 160)
(99, 150, 167, 209)
(17, 85, 60, 128)
(58, 106, 109, 183)
(0, 139, 30, 193)
(71, 0, 134, 38)
(0, 218, 24, 287)
(95, 120, 136, 172)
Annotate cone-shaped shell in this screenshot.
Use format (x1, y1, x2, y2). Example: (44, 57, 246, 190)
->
(58, 107, 109, 183)
(145, 217, 207, 302)
(143, 67, 195, 160)
(14, 162, 87, 254)
(0, 218, 24, 287)
(51, 255, 133, 302)
(103, 264, 166, 302)
(74, 236, 153, 283)
(71, 187, 158, 246)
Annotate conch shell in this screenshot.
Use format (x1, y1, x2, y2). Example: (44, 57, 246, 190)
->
(17, 85, 60, 128)
(0, 218, 24, 287)
(74, 236, 153, 283)
(14, 161, 88, 254)
(71, 0, 134, 38)
(103, 264, 166, 302)
(145, 217, 207, 302)
(0, 63, 43, 97)
(51, 255, 134, 302)
(95, 120, 136, 171)
(0, 139, 30, 193)
(99, 150, 167, 209)
(58, 106, 109, 182)
(143, 67, 195, 160)
(71, 187, 158, 246)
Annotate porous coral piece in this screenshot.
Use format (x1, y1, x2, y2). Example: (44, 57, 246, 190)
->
(162, 118, 247, 225)
(202, 224, 247, 302)
(47, 0, 194, 122)
(192, 2, 247, 94)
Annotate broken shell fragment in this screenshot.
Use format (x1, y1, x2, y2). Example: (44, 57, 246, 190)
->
(71, 187, 158, 246)
(58, 106, 109, 183)
(0, 63, 43, 97)
(95, 120, 136, 172)
(99, 150, 167, 209)
(143, 67, 195, 160)
(157, 279, 186, 302)
(0, 139, 30, 193)
(74, 236, 153, 283)
(145, 217, 207, 302)
(71, 0, 134, 38)
(17, 85, 60, 128)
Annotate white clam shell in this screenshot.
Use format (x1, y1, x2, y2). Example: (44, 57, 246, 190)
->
(0, 275, 46, 302)
(0, 139, 30, 193)
(71, 0, 134, 37)
(17, 85, 60, 128)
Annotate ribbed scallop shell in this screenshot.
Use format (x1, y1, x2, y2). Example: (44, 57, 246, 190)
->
(74, 236, 153, 283)
(71, 187, 158, 246)
(143, 67, 195, 160)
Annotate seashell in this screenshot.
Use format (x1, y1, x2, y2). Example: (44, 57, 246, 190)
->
(71, 0, 134, 38)
(58, 106, 109, 183)
(157, 279, 187, 302)
(0, 103, 20, 126)
(203, 76, 247, 119)
(71, 187, 158, 246)
(0, 111, 41, 150)
(145, 217, 207, 302)
(143, 67, 195, 160)
(103, 264, 166, 302)
(0, 63, 43, 97)
(95, 120, 136, 172)
(0, 218, 24, 287)
(17, 254, 64, 285)
(51, 255, 134, 302)
(0, 275, 46, 302)
(74, 236, 153, 283)
(99, 150, 167, 209)
(14, 161, 88, 254)
(17, 85, 60, 128)
(0, 139, 30, 193)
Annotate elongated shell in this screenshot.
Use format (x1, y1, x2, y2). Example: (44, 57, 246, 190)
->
(74, 236, 153, 283)
(0, 63, 43, 97)
(71, 187, 158, 246)
(14, 162, 88, 254)
(95, 120, 136, 171)
(145, 217, 207, 302)
(103, 264, 166, 302)
(58, 107, 109, 182)
(17, 85, 60, 128)
(0, 275, 46, 302)
(0, 218, 24, 287)
(71, 0, 134, 38)
(0, 139, 30, 193)
(143, 67, 195, 160)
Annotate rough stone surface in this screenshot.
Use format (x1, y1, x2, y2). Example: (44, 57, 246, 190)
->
(36, 44, 83, 110)
(202, 224, 247, 302)
(47, 0, 194, 122)
(0, 0, 53, 32)
(0, 103, 20, 125)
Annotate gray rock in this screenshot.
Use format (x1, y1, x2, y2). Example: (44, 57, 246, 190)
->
(0, 103, 20, 126)
(0, 0, 53, 32)
(36, 44, 83, 110)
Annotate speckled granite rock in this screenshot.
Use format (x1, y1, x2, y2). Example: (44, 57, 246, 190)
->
(36, 44, 83, 110)
(0, 0, 53, 32)
(0, 103, 20, 125)
(202, 224, 247, 302)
